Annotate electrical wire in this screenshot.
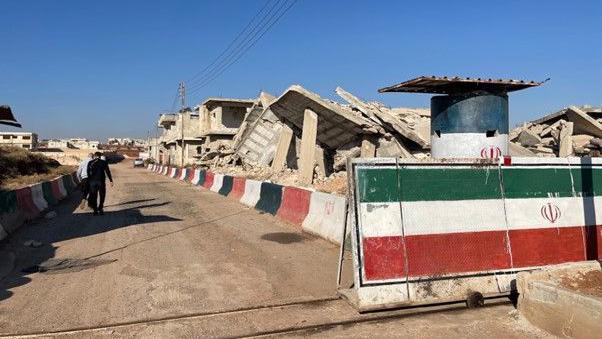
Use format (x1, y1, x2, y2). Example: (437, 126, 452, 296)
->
(187, 0, 286, 89)
(187, 0, 298, 98)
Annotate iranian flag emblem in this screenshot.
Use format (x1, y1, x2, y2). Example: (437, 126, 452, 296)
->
(541, 203, 561, 223)
(480, 146, 502, 159)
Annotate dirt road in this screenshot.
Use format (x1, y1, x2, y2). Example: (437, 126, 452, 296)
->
(0, 164, 551, 338)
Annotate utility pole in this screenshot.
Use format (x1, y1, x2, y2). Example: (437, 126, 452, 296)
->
(178, 82, 186, 167)
(178, 82, 186, 110)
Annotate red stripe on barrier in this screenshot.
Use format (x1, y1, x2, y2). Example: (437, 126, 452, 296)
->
(509, 227, 586, 267)
(50, 180, 63, 200)
(187, 168, 195, 182)
(404, 231, 511, 277)
(229, 177, 246, 200)
(203, 172, 214, 189)
(362, 236, 405, 281)
(276, 187, 311, 225)
(584, 225, 602, 260)
(15, 187, 39, 219)
(363, 226, 602, 281)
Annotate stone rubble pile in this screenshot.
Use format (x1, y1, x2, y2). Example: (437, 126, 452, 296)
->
(509, 106, 602, 157)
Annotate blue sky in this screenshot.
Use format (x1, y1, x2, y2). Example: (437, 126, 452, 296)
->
(1, 0, 600, 141)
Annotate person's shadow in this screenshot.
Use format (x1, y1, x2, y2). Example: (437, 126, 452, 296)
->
(0, 194, 181, 302)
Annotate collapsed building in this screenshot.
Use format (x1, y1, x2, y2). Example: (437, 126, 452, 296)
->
(509, 105, 602, 157)
(232, 85, 431, 185)
(150, 77, 598, 189)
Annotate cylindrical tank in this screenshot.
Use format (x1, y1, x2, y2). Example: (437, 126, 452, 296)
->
(430, 93, 509, 159)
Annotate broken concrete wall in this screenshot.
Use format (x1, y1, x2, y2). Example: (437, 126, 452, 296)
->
(510, 106, 602, 157)
(235, 109, 284, 166)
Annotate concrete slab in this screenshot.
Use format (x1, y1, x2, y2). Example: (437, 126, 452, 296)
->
(269, 85, 380, 150)
(566, 106, 602, 138)
(517, 261, 602, 338)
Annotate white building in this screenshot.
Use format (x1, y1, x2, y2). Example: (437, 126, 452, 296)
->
(46, 138, 99, 150)
(0, 132, 38, 149)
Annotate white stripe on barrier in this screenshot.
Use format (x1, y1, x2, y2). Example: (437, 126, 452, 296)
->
(401, 199, 506, 236)
(240, 180, 262, 207)
(359, 202, 403, 237)
(30, 183, 48, 212)
(192, 169, 201, 185)
(179, 169, 187, 181)
(302, 192, 347, 244)
(210, 174, 224, 192)
(505, 196, 602, 230)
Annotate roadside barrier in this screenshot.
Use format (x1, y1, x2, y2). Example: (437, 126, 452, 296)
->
(302, 191, 347, 244)
(203, 172, 215, 189)
(344, 157, 602, 311)
(194, 169, 205, 186)
(147, 166, 347, 246)
(276, 186, 311, 225)
(0, 173, 78, 241)
(240, 179, 262, 207)
(210, 173, 224, 192)
(218, 175, 234, 196)
(254, 182, 283, 215)
(42, 182, 57, 206)
(30, 183, 48, 212)
(186, 168, 195, 183)
(179, 168, 188, 181)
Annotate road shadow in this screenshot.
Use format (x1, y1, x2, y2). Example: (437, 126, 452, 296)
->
(0, 191, 181, 302)
(261, 232, 305, 244)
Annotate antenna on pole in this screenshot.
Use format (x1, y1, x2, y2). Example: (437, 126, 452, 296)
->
(178, 82, 186, 111)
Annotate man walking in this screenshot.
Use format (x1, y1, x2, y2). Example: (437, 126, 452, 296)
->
(87, 152, 114, 215)
(76, 153, 93, 209)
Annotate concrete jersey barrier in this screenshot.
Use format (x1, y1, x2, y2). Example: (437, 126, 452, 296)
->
(146, 166, 348, 247)
(344, 157, 602, 311)
(218, 175, 234, 196)
(210, 173, 224, 192)
(1, 173, 77, 241)
(302, 191, 347, 244)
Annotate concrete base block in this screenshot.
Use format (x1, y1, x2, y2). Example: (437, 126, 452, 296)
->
(517, 261, 602, 338)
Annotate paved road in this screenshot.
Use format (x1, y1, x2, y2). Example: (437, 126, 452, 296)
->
(0, 164, 550, 338)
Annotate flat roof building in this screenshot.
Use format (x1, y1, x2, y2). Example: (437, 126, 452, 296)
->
(0, 132, 38, 149)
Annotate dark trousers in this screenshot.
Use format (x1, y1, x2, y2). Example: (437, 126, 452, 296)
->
(80, 178, 89, 200)
(88, 181, 106, 212)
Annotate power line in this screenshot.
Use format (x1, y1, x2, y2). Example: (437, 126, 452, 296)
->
(186, 0, 275, 84)
(187, 0, 298, 98)
(187, 0, 286, 89)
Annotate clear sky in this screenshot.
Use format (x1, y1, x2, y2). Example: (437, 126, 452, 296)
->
(1, 0, 600, 141)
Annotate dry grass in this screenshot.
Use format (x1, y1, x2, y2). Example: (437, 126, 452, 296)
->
(0, 146, 76, 190)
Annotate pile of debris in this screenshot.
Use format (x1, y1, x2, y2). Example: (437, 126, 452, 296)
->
(189, 84, 432, 191)
(510, 106, 602, 157)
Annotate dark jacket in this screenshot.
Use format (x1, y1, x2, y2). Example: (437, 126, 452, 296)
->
(87, 158, 113, 183)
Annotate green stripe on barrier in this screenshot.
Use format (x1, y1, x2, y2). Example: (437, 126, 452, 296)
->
(357, 167, 398, 203)
(357, 166, 502, 203)
(399, 167, 502, 201)
(502, 168, 574, 199)
(42, 182, 57, 205)
(0, 190, 17, 214)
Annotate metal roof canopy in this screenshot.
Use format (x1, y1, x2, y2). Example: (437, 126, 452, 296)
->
(378, 76, 543, 95)
(0, 105, 21, 127)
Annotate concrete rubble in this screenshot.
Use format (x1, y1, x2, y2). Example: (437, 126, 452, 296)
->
(175, 84, 433, 190)
(509, 105, 602, 157)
